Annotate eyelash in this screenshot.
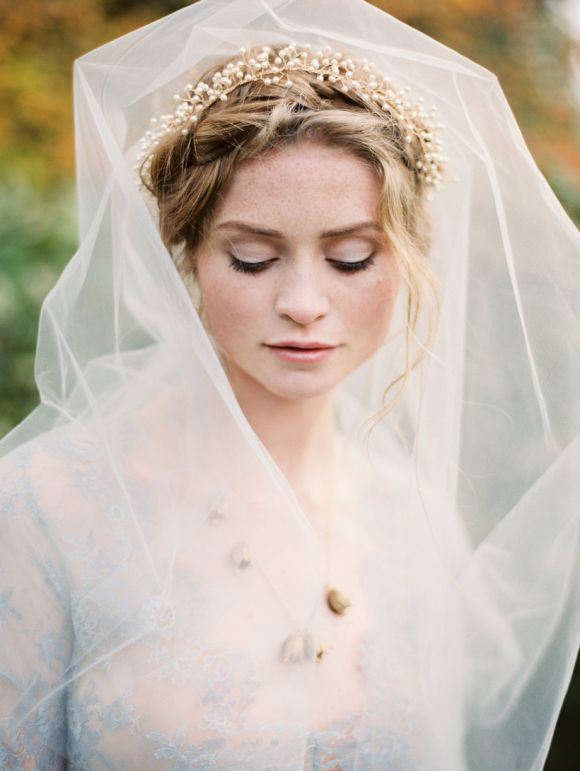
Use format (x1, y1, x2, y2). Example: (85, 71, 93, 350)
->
(330, 254, 376, 273)
(228, 253, 376, 274)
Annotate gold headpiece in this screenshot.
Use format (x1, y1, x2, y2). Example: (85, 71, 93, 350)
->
(137, 42, 447, 189)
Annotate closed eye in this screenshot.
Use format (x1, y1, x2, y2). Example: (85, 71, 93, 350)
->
(228, 253, 376, 274)
(327, 253, 376, 273)
(228, 254, 278, 273)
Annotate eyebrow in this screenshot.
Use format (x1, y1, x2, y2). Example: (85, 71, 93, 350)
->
(214, 220, 382, 239)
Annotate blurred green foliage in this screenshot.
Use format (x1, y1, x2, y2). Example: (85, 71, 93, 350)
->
(0, 180, 76, 437)
(0, 1, 578, 765)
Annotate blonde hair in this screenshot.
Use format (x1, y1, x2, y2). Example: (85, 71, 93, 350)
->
(142, 45, 439, 419)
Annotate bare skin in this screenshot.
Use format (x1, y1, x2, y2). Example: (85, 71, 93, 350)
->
(195, 139, 400, 516)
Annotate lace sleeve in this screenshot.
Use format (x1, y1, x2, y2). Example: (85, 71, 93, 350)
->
(0, 449, 72, 770)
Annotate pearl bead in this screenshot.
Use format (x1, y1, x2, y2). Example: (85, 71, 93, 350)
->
(208, 499, 228, 521)
(326, 587, 352, 616)
(231, 541, 252, 570)
(281, 629, 316, 663)
(316, 642, 328, 662)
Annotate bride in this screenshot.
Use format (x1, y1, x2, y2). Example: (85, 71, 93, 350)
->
(1, 1, 578, 769)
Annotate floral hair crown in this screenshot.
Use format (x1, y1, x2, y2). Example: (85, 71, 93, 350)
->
(137, 42, 447, 190)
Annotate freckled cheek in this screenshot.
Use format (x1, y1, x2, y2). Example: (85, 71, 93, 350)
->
(200, 281, 265, 349)
(348, 274, 399, 345)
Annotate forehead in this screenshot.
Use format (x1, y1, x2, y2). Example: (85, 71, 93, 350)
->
(213, 140, 381, 238)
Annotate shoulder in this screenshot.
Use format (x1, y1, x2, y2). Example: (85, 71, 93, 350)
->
(0, 424, 106, 524)
(0, 424, 126, 594)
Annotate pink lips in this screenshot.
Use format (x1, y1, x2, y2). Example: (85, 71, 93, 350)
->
(265, 341, 337, 363)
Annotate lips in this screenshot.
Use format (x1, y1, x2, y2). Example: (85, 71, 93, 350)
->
(265, 341, 337, 363)
(268, 341, 335, 350)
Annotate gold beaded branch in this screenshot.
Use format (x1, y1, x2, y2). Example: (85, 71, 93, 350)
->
(137, 42, 447, 190)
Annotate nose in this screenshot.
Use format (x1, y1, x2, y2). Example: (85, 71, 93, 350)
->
(274, 260, 330, 326)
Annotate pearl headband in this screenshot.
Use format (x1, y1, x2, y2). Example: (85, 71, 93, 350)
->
(137, 42, 447, 190)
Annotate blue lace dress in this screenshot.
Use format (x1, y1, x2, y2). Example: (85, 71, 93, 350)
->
(0, 427, 448, 770)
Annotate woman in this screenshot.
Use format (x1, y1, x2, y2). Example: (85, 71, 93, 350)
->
(0, 0, 578, 769)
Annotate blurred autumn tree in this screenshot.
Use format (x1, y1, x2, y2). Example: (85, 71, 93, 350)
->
(0, 0, 580, 199)
(377, 0, 580, 220)
(0, 0, 578, 199)
(0, 2, 578, 764)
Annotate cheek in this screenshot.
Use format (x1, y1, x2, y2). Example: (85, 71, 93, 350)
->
(349, 270, 400, 348)
(197, 271, 263, 350)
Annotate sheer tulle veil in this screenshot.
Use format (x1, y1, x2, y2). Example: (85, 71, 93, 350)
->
(0, 0, 578, 769)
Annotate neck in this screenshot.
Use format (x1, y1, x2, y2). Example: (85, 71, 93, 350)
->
(229, 373, 340, 508)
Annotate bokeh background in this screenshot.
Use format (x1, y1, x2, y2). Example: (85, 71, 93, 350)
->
(0, 0, 578, 765)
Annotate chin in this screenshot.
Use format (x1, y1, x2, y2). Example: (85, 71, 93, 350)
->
(263, 374, 340, 401)
(227, 359, 343, 402)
